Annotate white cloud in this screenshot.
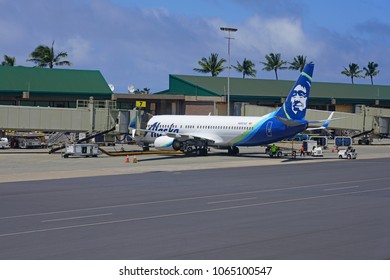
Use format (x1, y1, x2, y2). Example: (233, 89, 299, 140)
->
(233, 15, 322, 60)
(2, 0, 390, 90)
(209, 15, 325, 80)
(140, 6, 170, 19)
(64, 36, 93, 65)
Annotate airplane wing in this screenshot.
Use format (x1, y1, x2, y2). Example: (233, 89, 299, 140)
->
(306, 126, 330, 132)
(306, 112, 334, 131)
(132, 128, 221, 144)
(306, 112, 346, 131)
(307, 112, 334, 126)
(275, 116, 306, 127)
(167, 131, 223, 144)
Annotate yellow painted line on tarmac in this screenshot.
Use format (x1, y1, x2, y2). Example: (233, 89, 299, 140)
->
(98, 147, 183, 157)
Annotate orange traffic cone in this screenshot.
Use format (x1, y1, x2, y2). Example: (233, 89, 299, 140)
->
(125, 155, 130, 163)
(133, 154, 138, 163)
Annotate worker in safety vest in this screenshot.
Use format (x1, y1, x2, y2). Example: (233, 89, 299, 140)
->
(300, 145, 305, 156)
(271, 144, 277, 155)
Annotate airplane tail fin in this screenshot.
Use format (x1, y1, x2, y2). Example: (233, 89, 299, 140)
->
(129, 109, 137, 129)
(275, 63, 314, 121)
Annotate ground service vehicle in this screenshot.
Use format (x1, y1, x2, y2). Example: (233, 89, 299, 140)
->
(338, 147, 357, 159)
(0, 138, 10, 149)
(17, 137, 42, 149)
(309, 136, 328, 149)
(63, 143, 101, 158)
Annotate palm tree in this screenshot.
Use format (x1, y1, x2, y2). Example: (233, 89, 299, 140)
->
(341, 63, 363, 84)
(1, 55, 16, 66)
(289, 55, 312, 72)
(27, 41, 71, 68)
(261, 53, 287, 80)
(233, 58, 256, 78)
(193, 53, 226, 77)
(363, 61, 379, 85)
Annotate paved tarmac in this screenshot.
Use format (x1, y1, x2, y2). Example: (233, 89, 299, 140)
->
(0, 140, 389, 182)
(0, 142, 390, 260)
(0, 158, 390, 259)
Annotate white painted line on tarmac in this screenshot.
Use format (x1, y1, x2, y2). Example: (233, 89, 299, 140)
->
(324, 186, 360, 191)
(1, 186, 390, 238)
(207, 197, 257, 204)
(41, 213, 112, 223)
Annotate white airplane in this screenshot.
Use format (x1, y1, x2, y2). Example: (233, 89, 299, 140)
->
(132, 63, 331, 155)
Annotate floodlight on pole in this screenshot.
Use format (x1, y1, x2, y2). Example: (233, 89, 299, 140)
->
(220, 27, 237, 116)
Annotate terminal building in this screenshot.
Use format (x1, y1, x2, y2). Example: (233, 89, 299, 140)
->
(0, 66, 112, 108)
(1, 66, 390, 139)
(151, 74, 390, 116)
(2, 65, 390, 115)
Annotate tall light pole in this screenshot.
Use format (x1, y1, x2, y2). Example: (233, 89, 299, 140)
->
(220, 26, 237, 116)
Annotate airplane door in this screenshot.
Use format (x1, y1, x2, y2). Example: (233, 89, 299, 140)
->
(266, 121, 273, 137)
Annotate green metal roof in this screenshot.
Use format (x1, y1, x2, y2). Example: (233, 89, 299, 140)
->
(0, 66, 112, 97)
(157, 74, 390, 104)
(158, 75, 222, 97)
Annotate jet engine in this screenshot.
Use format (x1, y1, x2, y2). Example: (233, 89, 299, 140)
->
(154, 136, 182, 151)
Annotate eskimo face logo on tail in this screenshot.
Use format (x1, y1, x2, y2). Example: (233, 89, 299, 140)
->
(284, 81, 310, 120)
(279, 64, 313, 121)
(291, 85, 307, 115)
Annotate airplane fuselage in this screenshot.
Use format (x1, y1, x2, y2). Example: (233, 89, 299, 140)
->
(142, 113, 308, 148)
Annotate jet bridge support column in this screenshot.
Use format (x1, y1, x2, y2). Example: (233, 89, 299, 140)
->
(88, 96, 95, 134)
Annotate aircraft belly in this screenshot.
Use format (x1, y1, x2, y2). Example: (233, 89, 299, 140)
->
(234, 122, 306, 146)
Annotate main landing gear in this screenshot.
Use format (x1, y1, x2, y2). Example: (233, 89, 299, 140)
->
(228, 146, 239, 156)
(174, 140, 209, 156)
(185, 146, 209, 156)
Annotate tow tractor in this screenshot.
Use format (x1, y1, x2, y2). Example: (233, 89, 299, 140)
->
(338, 147, 357, 159)
(0, 137, 10, 149)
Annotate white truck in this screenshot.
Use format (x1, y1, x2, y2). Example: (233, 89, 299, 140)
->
(338, 147, 357, 159)
(301, 140, 323, 156)
(0, 138, 10, 149)
(17, 137, 42, 149)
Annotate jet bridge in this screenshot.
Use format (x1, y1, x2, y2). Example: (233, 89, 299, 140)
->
(240, 103, 390, 139)
(0, 98, 119, 133)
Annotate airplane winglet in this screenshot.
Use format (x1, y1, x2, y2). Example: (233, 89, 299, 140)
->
(306, 112, 346, 131)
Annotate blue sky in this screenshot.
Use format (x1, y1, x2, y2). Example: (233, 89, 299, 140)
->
(1, 0, 389, 93)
